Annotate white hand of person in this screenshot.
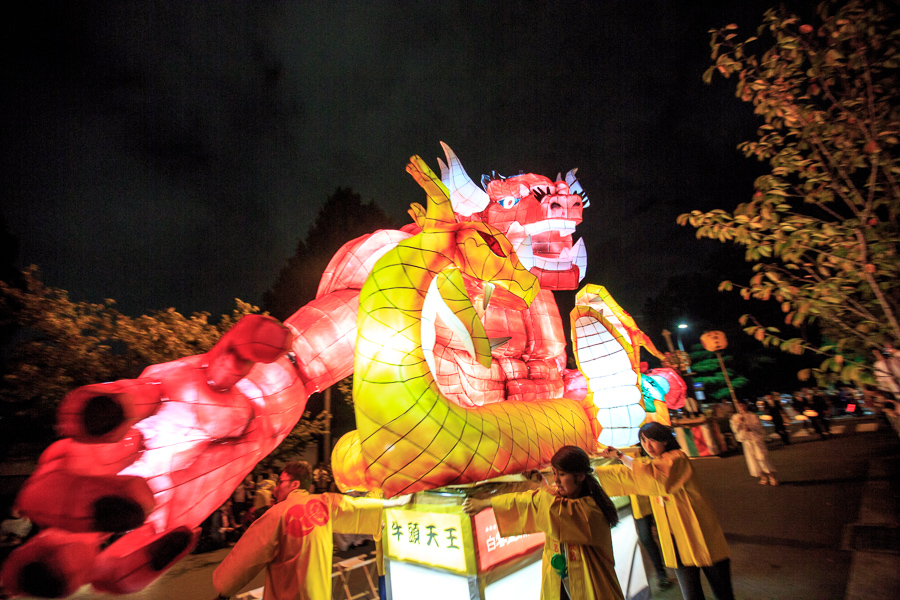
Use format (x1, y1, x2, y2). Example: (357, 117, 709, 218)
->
(383, 494, 413, 508)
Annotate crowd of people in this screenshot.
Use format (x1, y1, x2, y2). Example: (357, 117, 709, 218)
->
(705, 384, 899, 450)
(195, 462, 337, 554)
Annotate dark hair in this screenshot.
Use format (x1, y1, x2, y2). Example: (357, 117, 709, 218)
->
(638, 422, 680, 453)
(282, 461, 312, 490)
(551, 446, 618, 527)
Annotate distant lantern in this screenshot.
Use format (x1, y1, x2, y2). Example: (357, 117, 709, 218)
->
(700, 330, 728, 352)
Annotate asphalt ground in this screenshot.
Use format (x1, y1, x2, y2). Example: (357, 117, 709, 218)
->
(647, 417, 899, 600)
(9, 417, 899, 600)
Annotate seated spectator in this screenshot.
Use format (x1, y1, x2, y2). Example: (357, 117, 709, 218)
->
(253, 479, 275, 511)
(1, 508, 32, 547)
(211, 499, 237, 548)
(232, 474, 254, 523)
(312, 462, 332, 494)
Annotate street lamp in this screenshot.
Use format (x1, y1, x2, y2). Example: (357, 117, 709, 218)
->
(676, 323, 688, 352)
(673, 322, 705, 410)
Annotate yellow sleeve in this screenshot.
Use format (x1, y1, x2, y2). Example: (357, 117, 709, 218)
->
(491, 490, 610, 546)
(594, 464, 640, 497)
(631, 451, 693, 495)
(596, 452, 692, 497)
(212, 506, 280, 596)
(327, 494, 385, 536)
(490, 490, 545, 537)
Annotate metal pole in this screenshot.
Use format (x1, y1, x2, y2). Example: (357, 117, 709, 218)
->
(323, 387, 332, 464)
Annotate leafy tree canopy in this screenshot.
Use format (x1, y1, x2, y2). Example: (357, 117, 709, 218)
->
(0, 267, 323, 459)
(680, 0, 900, 387)
(690, 346, 750, 401)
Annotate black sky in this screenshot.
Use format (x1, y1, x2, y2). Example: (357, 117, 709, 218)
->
(0, 1, 819, 319)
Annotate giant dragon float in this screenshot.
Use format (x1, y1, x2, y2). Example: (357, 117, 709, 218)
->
(1, 144, 686, 600)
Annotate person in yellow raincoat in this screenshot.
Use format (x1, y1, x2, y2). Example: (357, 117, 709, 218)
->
(630, 493, 673, 589)
(212, 461, 405, 600)
(597, 422, 734, 600)
(463, 446, 624, 600)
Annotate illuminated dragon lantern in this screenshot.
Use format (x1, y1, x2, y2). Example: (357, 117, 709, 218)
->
(1, 145, 670, 598)
(435, 141, 588, 291)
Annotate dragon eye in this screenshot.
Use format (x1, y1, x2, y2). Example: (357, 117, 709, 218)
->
(498, 196, 520, 209)
(476, 230, 507, 257)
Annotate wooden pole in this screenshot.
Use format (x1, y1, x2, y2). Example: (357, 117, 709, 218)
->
(716, 350, 740, 411)
(661, 329, 676, 353)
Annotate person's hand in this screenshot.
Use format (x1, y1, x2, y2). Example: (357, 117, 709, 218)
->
(383, 494, 413, 508)
(523, 469, 546, 484)
(598, 446, 622, 460)
(462, 497, 491, 515)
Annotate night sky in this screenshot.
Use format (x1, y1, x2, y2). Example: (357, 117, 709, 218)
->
(0, 1, 819, 320)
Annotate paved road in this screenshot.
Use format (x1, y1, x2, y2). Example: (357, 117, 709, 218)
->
(14, 420, 899, 600)
(649, 420, 899, 600)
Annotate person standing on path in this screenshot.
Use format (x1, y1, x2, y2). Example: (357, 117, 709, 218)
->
(730, 402, 778, 485)
(764, 392, 791, 445)
(212, 461, 407, 600)
(631, 495, 673, 589)
(596, 422, 735, 600)
(463, 446, 625, 600)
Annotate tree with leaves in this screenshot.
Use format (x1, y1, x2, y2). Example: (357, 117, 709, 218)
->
(0, 267, 326, 458)
(690, 345, 750, 401)
(680, 0, 899, 388)
(263, 187, 397, 320)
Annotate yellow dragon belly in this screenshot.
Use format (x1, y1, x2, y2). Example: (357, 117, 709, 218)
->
(332, 156, 597, 497)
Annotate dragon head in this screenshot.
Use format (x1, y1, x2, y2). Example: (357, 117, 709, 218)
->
(437, 142, 588, 290)
(405, 155, 539, 370)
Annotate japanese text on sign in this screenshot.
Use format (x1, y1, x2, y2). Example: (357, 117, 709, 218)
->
(385, 508, 470, 574)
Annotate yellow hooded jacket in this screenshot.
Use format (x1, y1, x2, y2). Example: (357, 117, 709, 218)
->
(253, 479, 275, 510)
(213, 489, 384, 600)
(595, 450, 729, 568)
(491, 488, 624, 600)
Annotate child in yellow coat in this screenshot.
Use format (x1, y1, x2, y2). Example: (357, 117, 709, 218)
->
(463, 446, 624, 600)
(597, 422, 734, 600)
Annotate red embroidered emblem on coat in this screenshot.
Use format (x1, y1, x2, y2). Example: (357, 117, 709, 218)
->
(286, 499, 330, 537)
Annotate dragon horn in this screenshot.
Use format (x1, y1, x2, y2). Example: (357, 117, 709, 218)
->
(439, 141, 490, 216)
(406, 156, 455, 229)
(565, 168, 589, 207)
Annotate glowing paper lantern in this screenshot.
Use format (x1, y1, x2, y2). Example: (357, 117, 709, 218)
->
(646, 367, 687, 411)
(570, 285, 670, 445)
(337, 156, 597, 497)
(437, 142, 588, 291)
(700, 330, 728, 352)
(642, 374, 669, 404)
